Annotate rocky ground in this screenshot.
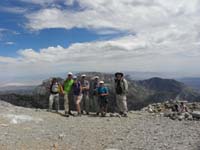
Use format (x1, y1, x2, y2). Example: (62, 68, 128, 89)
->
(0, 101, 200, 150)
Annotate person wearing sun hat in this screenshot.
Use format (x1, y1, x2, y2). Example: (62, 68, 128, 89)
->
(63, 72, 74, 117)
(80, 74, 90, 115)
(48, 78, 64, 112)
(97, 80, 109, 117)
(114, 72, 128, 117)
(72, 76, 83, 116)
(91, 76, 100, 115)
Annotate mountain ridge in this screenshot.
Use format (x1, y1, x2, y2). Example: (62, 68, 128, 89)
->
(0, 72, 199, 110)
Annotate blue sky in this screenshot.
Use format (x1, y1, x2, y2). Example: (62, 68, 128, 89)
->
(0, 27, 106, 56)
(0, 0, 118, 56)
(0, 0, 200, 86)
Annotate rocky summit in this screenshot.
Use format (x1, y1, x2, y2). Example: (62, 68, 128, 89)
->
(0, 72, 200, 149)
(0, 101, 200, 150)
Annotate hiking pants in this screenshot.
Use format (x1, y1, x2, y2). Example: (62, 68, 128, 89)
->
(64, 93, 70, 113)
(49, 93, 59, 111)
(116, 94, 128, 113)
(81, 94, 90, 113)
(93, 95, 100, 113)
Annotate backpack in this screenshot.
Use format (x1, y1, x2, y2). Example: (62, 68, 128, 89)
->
(115, 79, 123, 94)
(50, 83, 59, 94)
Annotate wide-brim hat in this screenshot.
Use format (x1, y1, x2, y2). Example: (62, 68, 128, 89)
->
(81, 74, 86, 77)
(94, 76, 99, 79)
(99, 81, 104, 84)
(115, 72, 124, 77)
(73, 76, 77, 79)
(68, 72, 73, 76)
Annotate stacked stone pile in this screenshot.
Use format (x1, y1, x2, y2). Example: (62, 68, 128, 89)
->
(142, 100, 200, 121)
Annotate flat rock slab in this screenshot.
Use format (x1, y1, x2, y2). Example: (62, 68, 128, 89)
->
(191, 111, 200, 119)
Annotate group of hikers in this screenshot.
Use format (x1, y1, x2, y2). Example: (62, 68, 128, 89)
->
(48, 72, 129, 117)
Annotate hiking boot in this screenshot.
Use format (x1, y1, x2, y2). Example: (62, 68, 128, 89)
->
(65, 111, 69, 117)
(86, 112, 89, 115)
(122, 113, 128, 117)
(119, 112, 123, 115)
(77, 113, 82, 117)
(68, 111, 74, 116)
(47, 109, 53, 112)
(81, 110, 84, 114)
(101, 112, 106, 117)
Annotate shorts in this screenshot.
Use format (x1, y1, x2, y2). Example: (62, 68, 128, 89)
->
(98, 96, 108, 108)
(74, 94, 83, 105)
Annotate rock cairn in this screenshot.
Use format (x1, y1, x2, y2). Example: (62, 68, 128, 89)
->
(142, 100, 200, 121)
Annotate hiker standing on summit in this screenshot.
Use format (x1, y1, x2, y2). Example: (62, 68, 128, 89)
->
(91, 76, 100, 115)
(63, 72, 74, 117)
(114, 72, 128, 117)
(97, 81, 109, 117)
(80, 74, 90, 115)
(72, 76, 83, 116)
(48, 78, 63, 112)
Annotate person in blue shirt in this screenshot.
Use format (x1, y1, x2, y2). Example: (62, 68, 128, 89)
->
(97, 81, 109, 117)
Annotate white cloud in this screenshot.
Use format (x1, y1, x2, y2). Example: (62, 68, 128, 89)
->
(0, 29, 7, 32)
(0, 28, 19, 40)
(19, 0, 72, 7)
(0, 56, 18, 63)
(25, 0, 200, 32)
(19, 0, 56, 5)
(64, 0, 75, 6)
(1, 0, 200, 83)
(24, 0, 200, 59)
(1, 34, 200, 82)
(5, 42, 15, 45)
(0, 6, 27, 14)
(0, 28, 8, 39)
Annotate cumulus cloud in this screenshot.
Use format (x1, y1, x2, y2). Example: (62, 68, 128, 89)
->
(19, 0, 72, 7)
(1, 34, 200, 81)
(25, 0, 200, 32)
(0, 56, 18, 64)
(5, 42, 15, 45)
(1, 0, 200, 83)
(23, 0, 200, 60)
(19, 0, 57, 5)
(0, 6, 28, 14)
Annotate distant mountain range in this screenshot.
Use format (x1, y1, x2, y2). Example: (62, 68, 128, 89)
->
(127, 71, 200, 91)
(177, 78, 200, 92)
(0, 72, 200, 110)
(135, 77, 200, 105)
(0, 86, 36, 95)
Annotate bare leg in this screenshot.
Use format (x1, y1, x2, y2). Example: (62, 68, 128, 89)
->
(76, 95, 82, 115)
